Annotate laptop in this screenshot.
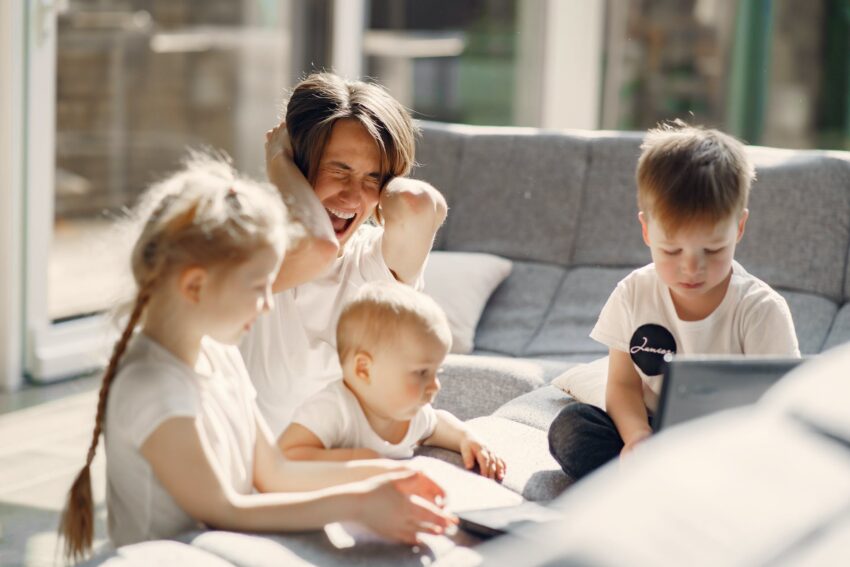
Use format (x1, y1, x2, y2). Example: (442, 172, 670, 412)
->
(654, 355, 806, 431)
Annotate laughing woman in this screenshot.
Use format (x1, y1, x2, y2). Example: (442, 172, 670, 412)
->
(241, 72, 447, 442)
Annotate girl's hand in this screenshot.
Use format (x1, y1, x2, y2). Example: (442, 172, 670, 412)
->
(358, 470, 457, 545)
(460, 436, 506, 481)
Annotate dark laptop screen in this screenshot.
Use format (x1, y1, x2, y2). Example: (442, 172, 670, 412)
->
(655, 356, 805, 430)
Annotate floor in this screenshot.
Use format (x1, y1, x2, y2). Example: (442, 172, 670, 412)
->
(0, 375, 110, 567)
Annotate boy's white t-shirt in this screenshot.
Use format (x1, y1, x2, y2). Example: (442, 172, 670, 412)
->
(105, 333, 258, 547)
(591, 261, 800, 413)
(241, 224, 424, 437)
(291, 380, 438, 459)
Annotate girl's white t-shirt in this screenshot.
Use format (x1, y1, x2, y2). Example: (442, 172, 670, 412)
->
(291, 380, 438, 459)
(104, 333, 258, 547)
(590, 261, 800, 413)
(241, 225, 423, 437)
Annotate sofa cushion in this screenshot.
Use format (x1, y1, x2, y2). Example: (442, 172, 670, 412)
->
(777, 290, 838, 354)
(423, 251, 513, 354)
(435, 353, 570, 421)
(418, 416, 572, 502)
(467, 416, 572, 501)
(524, 266, 633, 357)
(492, 386, 572, 431)
(737, 150, 850, 301)
(442, 130, 589, 265)
(822, 304, 850, 351)
(845, 245, 850, 302)
(571, 132, 649, 266)
(412, 122, 466, 250)
(473, 261, 566, 356)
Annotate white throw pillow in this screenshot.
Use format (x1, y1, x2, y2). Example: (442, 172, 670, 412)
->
(551, 356, 609, 410)
(423, 251, 513, 354)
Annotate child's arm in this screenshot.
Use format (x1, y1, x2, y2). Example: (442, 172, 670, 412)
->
(265, 124, 339, 292)
(605, 348, 653, 456)
(423, 409, 506, 480)
(277, 422, 381, 462)
(381, 177, 447, 284)
(140, 416, 455, 543)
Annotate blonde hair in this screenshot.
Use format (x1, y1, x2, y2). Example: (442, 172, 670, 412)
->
(637, 120, 755, 235)
(336, 282, 452, 363)
(284, 72, 418, 223)
(59, 153, 289, 562)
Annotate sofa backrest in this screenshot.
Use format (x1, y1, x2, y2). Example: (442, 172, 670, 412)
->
(413, 121, 850, 303)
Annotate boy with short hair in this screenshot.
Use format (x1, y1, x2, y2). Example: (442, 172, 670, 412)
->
(548, 121, 800, 481)
(279, 281, 506, 480)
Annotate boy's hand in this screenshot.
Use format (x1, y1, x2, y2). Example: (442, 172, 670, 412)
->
(460, 435, 506, 481)
(620, 430, 652, 460)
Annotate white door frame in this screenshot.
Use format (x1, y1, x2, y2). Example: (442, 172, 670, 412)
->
(0, 2, 26, 391)
(24, 0, 113, 385)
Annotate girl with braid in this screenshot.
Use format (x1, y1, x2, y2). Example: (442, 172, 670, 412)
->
(59, 155, 455, 562)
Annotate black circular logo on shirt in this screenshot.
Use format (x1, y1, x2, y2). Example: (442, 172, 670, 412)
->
(629, 324, 677, 376)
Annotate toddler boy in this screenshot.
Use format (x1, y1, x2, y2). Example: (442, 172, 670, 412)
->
(548, 121, 800, 481)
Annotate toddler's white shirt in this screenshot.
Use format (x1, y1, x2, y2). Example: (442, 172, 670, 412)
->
(291, 380, 438, 459)
(591, 261, 800, 412)
(105, 334, 257, 547)
(241, 225, 424, 437)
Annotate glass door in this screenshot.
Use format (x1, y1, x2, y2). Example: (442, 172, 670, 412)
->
(26, 0, 326, 382)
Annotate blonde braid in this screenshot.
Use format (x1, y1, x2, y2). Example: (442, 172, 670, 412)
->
(59, 285, 152, 562)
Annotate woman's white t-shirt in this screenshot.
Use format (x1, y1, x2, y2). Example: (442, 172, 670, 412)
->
(241, 225, 423, 437)
(105, 333, 258, 547)
(291, 380, 438, 459)
(590, 261, 800, 412)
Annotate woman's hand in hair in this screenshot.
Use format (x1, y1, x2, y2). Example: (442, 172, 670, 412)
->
(262, 122, 339, 292)
(265, 123, 293, 163)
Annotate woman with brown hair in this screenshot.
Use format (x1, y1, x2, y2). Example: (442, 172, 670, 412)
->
(241, 72, 448, 441)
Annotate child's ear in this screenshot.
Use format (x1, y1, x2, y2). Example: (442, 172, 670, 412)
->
(353, 351, 373, 384)
(178, 266, 207, 304)
(638, 211, 651, 247)
(736, 209, 749, 242)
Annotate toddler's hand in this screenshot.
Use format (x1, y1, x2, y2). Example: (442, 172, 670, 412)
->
(349, 448, 382, 460)
(460, 436, 506, 481)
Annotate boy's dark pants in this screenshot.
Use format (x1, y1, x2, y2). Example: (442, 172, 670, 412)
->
(547, 400, 625, 481)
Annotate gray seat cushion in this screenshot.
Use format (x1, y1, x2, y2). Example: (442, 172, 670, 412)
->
(473, 262, 566, 357)
(418, 416, 572, 502)
(435, 354, 571, 420)
(822, 304, 850, 351)
(525, 266, 633, 357)
(492, 386, 572, 432)
(779, 290, 838, 353)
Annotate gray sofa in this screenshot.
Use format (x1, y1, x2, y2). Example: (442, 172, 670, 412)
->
(85, 122, 850, 565)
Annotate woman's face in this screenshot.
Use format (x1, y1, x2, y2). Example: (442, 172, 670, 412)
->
(313, 119, 383, 248)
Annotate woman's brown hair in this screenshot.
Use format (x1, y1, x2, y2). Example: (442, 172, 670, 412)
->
(284, 72, 418, 222)
(58, 153, 289, 562)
